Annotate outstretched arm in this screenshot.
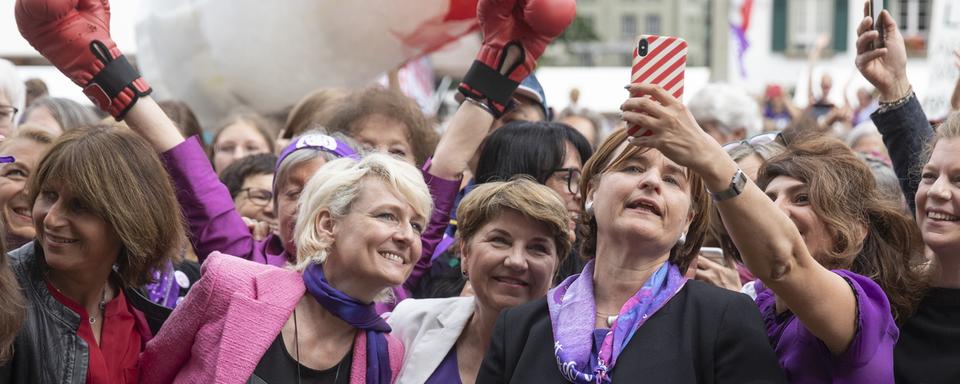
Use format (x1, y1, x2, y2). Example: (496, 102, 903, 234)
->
(623, 83, 858, 356)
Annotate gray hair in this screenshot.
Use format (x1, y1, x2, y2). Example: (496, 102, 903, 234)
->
(858, 153, 906, 211)
(0, 60, 25, 124)
(274, 128, 362, 197)
(846, 121, 881, 149)
(688, 83, 762, 138)
(23, 97, 99, 132)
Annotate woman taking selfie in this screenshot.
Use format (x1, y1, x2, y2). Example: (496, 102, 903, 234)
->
(478, 127, 785, 383)
(610, 81, 925, 382)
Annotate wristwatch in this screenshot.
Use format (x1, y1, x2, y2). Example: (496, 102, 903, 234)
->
(711, 168, 747, 201)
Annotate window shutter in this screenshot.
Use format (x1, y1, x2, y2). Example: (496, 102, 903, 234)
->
(772, 0, 788, 52)
(832, 0, 849, 52)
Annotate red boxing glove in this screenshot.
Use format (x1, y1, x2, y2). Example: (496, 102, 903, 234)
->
(459, 0, 576, 117)
(16, 0, 151, 119)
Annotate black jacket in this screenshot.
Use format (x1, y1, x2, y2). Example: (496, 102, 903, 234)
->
(1, 242, 171, 384)
(477, 280, 787, 383)
(870, 95, 934, 214)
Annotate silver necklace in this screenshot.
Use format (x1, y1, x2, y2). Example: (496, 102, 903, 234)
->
(89, 287, 107, 325)
(293, 308, 341, 384)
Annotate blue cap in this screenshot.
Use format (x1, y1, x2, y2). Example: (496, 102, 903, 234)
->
(515, 74, 550, 120)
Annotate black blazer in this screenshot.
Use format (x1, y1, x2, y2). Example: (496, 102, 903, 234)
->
(477, 280, 787, 383)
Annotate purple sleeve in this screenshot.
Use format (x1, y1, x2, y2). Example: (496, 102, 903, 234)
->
(159, 136, 256, 263)
(401, 160, 461, 295)
(831, 270, 898, 368)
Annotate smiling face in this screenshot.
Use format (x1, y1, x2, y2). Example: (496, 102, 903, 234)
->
(33, 183, 122, 274)
(351, 114, 415, 165)
(321, 178, 425, 301)
(234, 173, 276, 226)
(916, 137, 960, 256)
(764, 175, 835, 262)
(0, 137, 48, 243)
(461, 209, 558, 313)
(589, 144, 693, 255)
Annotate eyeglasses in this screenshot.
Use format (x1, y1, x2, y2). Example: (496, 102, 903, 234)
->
(0, 105, 18, 124)
(721, 131, 785, 152)
(553, 168, 582, 195)
(239, 188, 274, 207)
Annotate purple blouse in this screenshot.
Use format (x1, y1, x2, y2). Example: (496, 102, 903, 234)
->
(160, 136, 462, 309)
(754, 269, 898, 384)
(424, 347, 461, 384)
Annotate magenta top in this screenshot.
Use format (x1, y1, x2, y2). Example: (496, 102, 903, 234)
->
(754, 269, 898, 383)
(159, 136, 461, 310)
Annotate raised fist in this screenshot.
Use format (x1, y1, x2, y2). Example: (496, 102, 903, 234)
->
(16, 0, 151, 118)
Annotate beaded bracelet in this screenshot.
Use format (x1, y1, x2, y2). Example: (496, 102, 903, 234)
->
(877, 87, 914, 114)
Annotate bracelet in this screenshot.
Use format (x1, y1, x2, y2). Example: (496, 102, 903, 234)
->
(462, 97, 496, 118)
(877, 86, 914, 114)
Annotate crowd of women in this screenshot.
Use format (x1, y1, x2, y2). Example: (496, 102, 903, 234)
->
(0, 0, 958, 382)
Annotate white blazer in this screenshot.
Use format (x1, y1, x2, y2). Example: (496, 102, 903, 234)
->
(387, 296, 476, 384)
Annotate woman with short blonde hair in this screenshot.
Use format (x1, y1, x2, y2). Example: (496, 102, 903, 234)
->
(143, 153, 434, 383)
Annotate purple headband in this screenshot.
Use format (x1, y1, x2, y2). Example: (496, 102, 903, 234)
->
(275, 133, 358, 171)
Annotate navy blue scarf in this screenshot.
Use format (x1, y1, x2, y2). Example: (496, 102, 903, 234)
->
(302, 262, 391, 383)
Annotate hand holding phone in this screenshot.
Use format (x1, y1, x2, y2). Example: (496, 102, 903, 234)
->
(869, 0, 885, 49)
(628, 35, 687, 137)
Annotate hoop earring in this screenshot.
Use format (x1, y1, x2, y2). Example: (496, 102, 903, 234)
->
(585, 201, 594, 216)
(677, 231, 687, 246)
(462, 269, 469, 280)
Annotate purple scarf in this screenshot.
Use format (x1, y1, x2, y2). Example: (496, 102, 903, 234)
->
(303, 262, 392, 384)
(548, 260, 686, 383)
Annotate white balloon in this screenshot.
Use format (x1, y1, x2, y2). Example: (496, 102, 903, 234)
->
(136, 0, 478, 126)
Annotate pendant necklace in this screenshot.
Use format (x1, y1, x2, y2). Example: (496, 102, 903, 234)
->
(89, 287, 107, 325)
(596, 311, 618, 327)
(293, 308, 341, 384)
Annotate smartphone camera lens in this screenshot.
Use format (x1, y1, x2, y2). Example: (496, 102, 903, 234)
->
(638, 39, 649, 57)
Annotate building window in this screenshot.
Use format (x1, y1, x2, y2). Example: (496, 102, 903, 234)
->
(897, 0, 930, 55)
(645, 15, 661, 35)
(772, 0, 848, 54)
(788, 0, 833, 51)
(621, 14, 638, 38)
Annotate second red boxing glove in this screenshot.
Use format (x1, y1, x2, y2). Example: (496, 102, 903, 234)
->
(458, 0, 576, 117)
(16, 0, 151, 119)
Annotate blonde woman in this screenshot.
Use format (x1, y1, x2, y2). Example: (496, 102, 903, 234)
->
(142, 154, 433, 383)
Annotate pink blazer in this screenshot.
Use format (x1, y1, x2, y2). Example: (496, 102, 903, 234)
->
(140, 252, 403, 383)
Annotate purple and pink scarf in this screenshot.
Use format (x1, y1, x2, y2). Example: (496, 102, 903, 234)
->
(548, 259, 687, 383)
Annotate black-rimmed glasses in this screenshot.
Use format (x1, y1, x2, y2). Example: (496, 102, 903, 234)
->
(553, 168, 581, 195)
(239, 188, 274, 207)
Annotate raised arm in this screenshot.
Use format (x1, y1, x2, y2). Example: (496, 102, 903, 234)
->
(15, 0, 256, 262)
(622, 83, 858, 356)
(402, 0, 575, 294)
(855, 8, 933, 214)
